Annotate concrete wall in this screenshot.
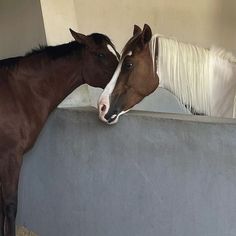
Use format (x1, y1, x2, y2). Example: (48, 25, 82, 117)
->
(0, 0, 46, 58)
(17, 108, 236, 236)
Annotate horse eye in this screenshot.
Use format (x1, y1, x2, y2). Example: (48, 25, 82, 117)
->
(97, 53, 105, 58)
(125, 62, 133, 69)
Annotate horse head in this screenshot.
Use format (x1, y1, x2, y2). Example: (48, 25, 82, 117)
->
(98, 24, 159, 124)
(70, 29, 120, 89)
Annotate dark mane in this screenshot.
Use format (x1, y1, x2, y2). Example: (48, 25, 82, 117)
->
(0, 56, 23, 69)
(0, 33, 116, 70)
(25, 41, 83, 59)
(89, 33, 117, 54)
(90, 33, 113, 46)
(0, 41, 83, 70)
(27, 33, 114, 58)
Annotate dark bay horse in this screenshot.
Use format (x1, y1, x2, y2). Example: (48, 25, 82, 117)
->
(98, 24, 236, 124)
(0, 29, 119, 236)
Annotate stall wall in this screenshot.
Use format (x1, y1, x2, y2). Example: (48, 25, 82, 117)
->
(0, 0, 46, 58)
(17, 108, 236, 236)
(74, 0, 236, 53)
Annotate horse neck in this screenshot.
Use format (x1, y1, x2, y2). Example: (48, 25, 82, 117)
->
(151, 35, 211, 115)
(11, 50, 85, 118)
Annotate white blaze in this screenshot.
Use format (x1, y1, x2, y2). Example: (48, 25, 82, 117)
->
(98, 49, 135, 123)
(107, 44, 119, 60)
(127, 51, 132, 56)
(98, 59, 123, 121)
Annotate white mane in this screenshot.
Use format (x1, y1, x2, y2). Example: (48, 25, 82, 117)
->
(150, 34, 236, 118)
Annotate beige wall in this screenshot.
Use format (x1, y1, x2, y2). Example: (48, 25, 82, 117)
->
(0, 0, 46, 58)
(1, 1, 235, 62)
(2, 0, 235, 57)
(74, 0, 236, 54)
(40, 0, 78, 45)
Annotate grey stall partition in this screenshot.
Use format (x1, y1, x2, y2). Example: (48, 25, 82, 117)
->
(17, 108, 236, 236)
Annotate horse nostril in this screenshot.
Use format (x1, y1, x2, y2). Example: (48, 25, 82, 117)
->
(101, 104, 106, 112)
(104, 109, 119, 123)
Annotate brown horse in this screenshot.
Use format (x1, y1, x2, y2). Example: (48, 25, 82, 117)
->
(98, 24, 236, 123)
(98, 24, 158, 124)
(0, 29, 119, 236)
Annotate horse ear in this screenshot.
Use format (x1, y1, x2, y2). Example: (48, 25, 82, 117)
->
(141, 24, 152, 45)
(69, 28, 87, 44)
(133, 25, 142, 36)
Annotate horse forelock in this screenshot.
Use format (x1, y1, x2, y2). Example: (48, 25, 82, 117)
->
(90, 33, 119, 57)
(121, 32, 142, 59)
(90, 33, 112, 45)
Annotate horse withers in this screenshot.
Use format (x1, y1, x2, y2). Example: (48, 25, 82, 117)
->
(98, 24, 236, 124)
(0, 29, 119, 236)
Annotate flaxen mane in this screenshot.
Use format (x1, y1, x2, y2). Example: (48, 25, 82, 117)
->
(150, 35, 236, 117)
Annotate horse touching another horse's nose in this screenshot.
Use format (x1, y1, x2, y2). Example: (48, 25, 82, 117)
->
(98, 24, 158, 124)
